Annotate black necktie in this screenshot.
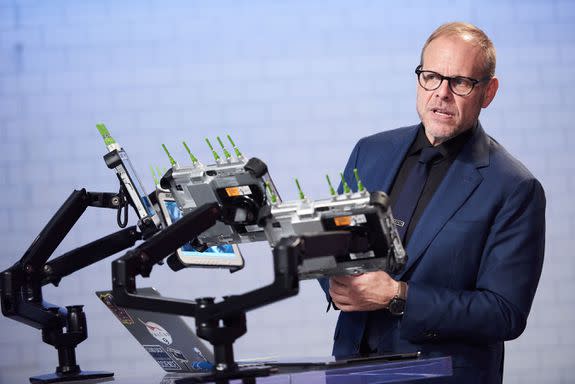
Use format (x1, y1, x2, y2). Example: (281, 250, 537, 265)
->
(392, 146, 442, 243)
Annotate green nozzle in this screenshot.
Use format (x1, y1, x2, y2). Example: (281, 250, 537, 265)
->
(227, 134, 242, 158)
(182, 141, 198, 164)
(96, 123, 116, 146)
(326, 175, 336, 196)
(205, 138, 221, 162)
(216, 136, 231, 159)
(150, 165, 159, 185)
(161, 144, 176, 166)
(295, 178, 305, 200)
(340, 172, 351, 194)
(265, 181, 278, 204)
(353, 168, 365, 192)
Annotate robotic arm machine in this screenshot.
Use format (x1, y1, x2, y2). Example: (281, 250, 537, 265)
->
(1, 126, 407, 384)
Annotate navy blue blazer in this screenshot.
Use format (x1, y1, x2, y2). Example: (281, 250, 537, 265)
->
(321, 123, 545, 383)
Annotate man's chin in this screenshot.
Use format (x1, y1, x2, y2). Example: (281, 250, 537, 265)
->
(423, 124, 457, 145)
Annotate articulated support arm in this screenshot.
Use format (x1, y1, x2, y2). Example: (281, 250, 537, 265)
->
(0, 189, 142, 384)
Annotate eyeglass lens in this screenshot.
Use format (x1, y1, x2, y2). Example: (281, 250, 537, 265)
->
(418, 71, 475, 96)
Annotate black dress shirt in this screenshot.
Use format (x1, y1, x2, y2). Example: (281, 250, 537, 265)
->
(389, 123, 475, 245)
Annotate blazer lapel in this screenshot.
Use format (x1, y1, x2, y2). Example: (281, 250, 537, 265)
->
(396, 123, 490, 279)
(368, 126, 419, 193)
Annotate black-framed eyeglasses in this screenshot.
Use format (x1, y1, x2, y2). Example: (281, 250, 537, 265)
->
(415, 65, 491, 96)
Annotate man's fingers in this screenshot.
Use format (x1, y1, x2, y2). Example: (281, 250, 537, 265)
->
(330, 274, 359, 286)
(329, 276, 348, 287)
(329, 286, 349, 301)
(329, 283, 348, 296)
(330, 288, 353, 305)
(331, 296, 354, 311)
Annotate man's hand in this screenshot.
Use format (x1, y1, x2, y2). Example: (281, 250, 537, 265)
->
(329, 271, 399, 312)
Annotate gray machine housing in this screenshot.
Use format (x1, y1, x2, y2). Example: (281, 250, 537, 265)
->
(259, 190, 407, 279)
(158, 149, 406, 278)
(160, 156, 280, 247)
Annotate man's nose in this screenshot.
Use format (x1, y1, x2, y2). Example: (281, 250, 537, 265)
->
(434, 79, 453, 99)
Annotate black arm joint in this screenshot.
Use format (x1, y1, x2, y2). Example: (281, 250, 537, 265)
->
(244, 157, 268, 178)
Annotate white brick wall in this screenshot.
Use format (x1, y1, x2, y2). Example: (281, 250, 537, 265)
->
(1, 1, 573, 383)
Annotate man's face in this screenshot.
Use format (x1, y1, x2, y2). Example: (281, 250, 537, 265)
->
(416, 35, 498, 145)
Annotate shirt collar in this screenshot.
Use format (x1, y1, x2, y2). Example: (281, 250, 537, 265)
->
(410, 122, 477, 160)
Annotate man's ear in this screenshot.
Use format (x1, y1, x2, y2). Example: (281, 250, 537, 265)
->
(482, 77, 499, 108)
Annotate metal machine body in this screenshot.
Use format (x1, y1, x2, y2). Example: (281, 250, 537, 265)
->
(160, 156, 280, 247)
(259, 190, 406, 279)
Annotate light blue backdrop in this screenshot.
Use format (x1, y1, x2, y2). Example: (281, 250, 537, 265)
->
(1, 1, 574, 383)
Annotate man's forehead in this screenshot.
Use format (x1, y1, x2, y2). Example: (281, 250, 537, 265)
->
(422, 35, 483, 74)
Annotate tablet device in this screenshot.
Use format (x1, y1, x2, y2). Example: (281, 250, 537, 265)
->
(155, 190, 244, 269)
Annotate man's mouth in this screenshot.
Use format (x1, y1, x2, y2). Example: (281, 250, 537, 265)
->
(431, 108, 454, 117)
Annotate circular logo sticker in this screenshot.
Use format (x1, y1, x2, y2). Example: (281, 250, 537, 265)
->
(139, 319, 172, 345)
